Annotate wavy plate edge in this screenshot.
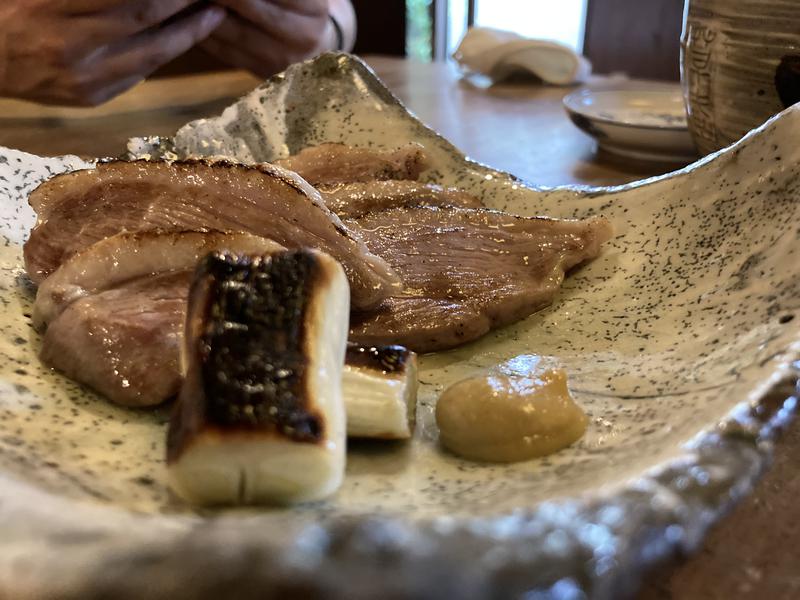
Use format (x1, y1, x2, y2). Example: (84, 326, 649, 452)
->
(3, 53, 799, 598)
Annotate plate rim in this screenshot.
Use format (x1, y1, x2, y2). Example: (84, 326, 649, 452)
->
(3, 52, 799, 599)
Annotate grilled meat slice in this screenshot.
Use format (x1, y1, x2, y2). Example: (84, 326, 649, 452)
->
(37, 231, 285, 406)
(41, 271, 191, 408)
(319, 180, 484, 219)
(35, 229, 422, 432)
(275, 142, 430, 186)
(24, 159, 399, 310)
(33, 230, 284, 330)
(167, 250, 349, 505)
(347, 207, 614, 352)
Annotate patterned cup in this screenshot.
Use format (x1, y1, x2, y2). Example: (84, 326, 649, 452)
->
(681, 0, 800, 155)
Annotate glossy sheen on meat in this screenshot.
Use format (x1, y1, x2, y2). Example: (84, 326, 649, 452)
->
(36, 230, 287, 406)
(275, 142, 430, 186)
(23, 159, 399, 310)
(347, 206, 614, 352)
(33, 230, 284, 330)
(41, 272, 191, 407)
(320, 180, 484, 219)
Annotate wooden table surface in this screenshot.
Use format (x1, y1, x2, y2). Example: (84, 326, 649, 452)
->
(1, 56, 797, 599)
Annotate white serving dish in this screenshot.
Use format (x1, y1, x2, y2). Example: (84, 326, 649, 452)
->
(563, 87, 699, 162)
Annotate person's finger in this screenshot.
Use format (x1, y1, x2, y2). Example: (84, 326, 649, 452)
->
(55, 0, 132, 15)
(206, 15, 316, 73)
(212, 0, 326, 45)
(199, 37, 276, 78)
(210, 15, 276, 53)
(86, 6, 225, 90)
(108, 0, 212, 34)
(77, 73, 146, 107)
(204, 17, 303, 77)
(72, 0, 210, 46)
(262, 0, 328, 17)
(209, 12, 317, 64)
(216, 0, 328, 18)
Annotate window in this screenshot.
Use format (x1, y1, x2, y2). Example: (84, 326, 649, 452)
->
(409, 1, 589, 61)
(446, 0, 588, 57)
(407, 0, 434, 61)
(473, 0, 587, 51)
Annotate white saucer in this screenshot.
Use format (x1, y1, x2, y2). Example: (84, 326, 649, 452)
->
(563, 88, 699, 162)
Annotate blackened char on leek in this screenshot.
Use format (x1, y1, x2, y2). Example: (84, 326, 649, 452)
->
(182, 251, 324, 442)
(168, 249, 349, 505)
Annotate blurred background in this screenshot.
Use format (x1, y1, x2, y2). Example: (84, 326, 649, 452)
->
(161, 0, 685, 81)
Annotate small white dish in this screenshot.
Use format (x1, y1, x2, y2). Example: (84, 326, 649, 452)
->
(563, 88, 698, 162)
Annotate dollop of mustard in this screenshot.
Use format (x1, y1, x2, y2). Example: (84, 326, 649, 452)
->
(435, 367, 587, 463)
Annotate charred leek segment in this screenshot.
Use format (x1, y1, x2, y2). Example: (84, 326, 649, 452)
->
(343, 344, 418, 439)
(167, 249, 349, 506)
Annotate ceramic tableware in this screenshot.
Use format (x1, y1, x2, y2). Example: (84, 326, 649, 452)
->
(563, 87, 698, 162)
(1, 54, 798, 598)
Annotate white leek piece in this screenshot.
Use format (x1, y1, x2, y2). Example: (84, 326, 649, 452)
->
(167, 249, 349, 506)
(344, 344, 417, 440)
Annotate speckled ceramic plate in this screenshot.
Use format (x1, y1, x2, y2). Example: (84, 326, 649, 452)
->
(1, 54, 799, 599)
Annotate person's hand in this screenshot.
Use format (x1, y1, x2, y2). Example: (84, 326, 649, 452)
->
(200, 0, 345, 78)
(0, 1, 226, 106)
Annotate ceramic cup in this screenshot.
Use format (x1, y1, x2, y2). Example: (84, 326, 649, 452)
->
(681, 0, 800, 155)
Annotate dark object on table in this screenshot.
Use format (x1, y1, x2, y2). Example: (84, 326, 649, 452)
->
(775, 54, 800, 108)
(351, 0, 406, 57)
(583, 0, 683, 81)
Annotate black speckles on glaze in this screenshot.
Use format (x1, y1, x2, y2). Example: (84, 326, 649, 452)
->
(0, 53, 798, 600)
